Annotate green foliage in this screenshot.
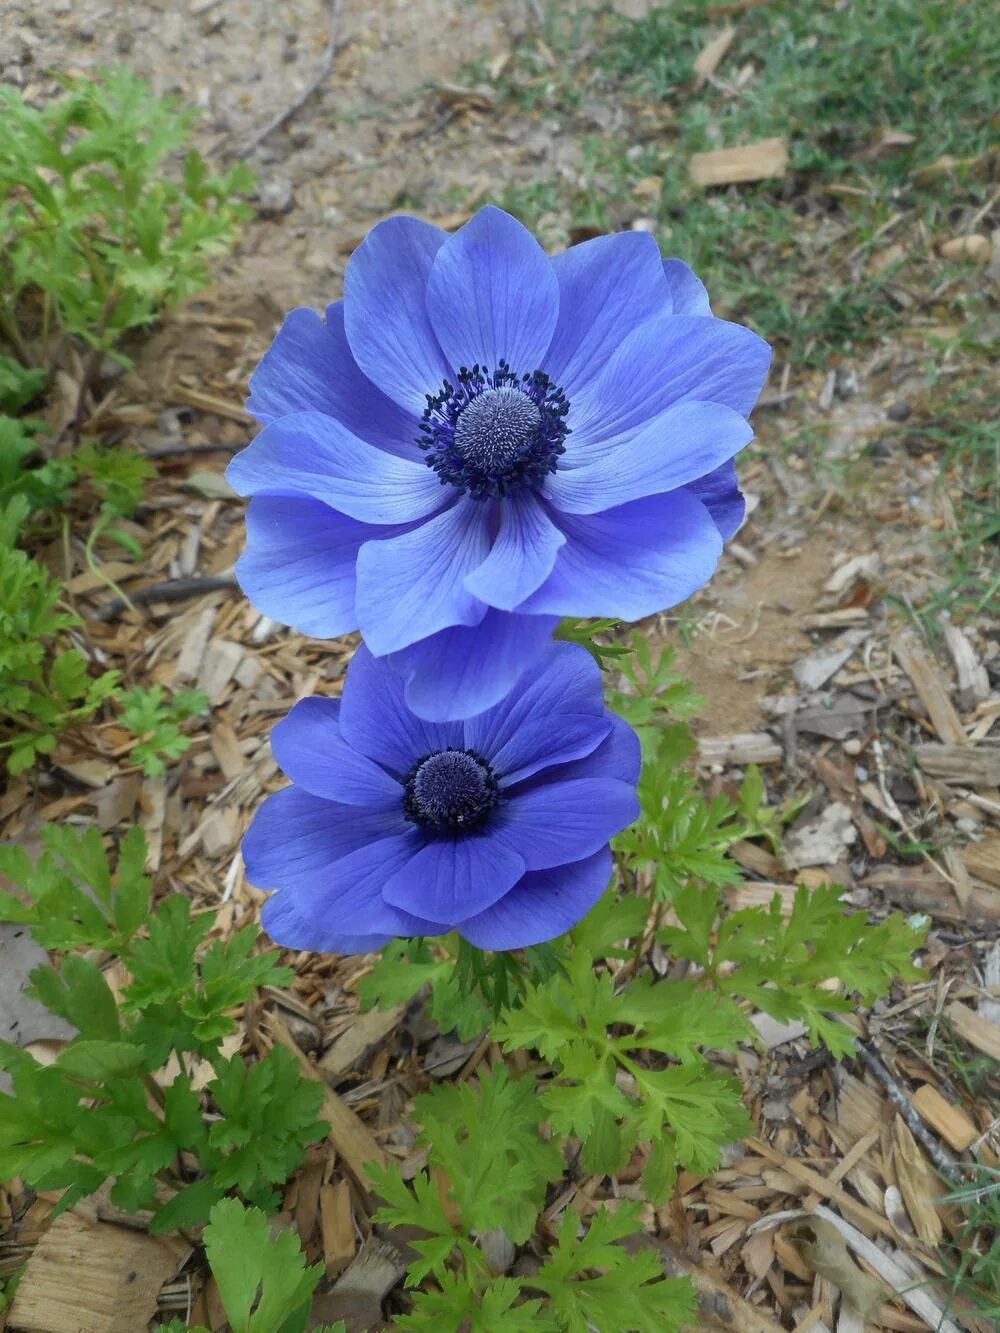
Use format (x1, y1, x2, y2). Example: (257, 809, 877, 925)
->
(370, 1073, 690, 1332)
(359, 933, 566, 1039)
(531, 1205, 695, 1333)
(202, 1199, 328, 1333)
(607, 636, 702, 744)
(0, 414, 75, 514)
(495, 943, 751, 1201)
(0, 496, 120, 773)
(0, 68, 252, 360)
(0, 828, 325, 1231)
(660, 883, 926, 1059)
(614, 720, 742, 900)
(0, 355, 45, 413)
(119, 683, 208, 775)
(159, 1199, 345, 1333)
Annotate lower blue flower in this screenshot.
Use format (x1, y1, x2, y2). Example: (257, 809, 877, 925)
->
(242, 641, 640, 953)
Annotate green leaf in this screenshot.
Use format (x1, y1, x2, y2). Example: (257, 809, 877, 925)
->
(55, 1040, 146, 1081)
(203, 1198, 324, 1333)
(533, 1205, 696, 1333)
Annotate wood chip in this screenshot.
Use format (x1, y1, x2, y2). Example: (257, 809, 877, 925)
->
(169, 384, 252, 423)
(8, 1212, 185, 1332)
(266, 1013, 388, 1187)
(690, 138, 788, 186)
(891, 1116, 943, 1245)
(698, 733, 783, 765)
(962, 832, 1000, 888)
(320, 1180, 356, 1277)
(945, 1000, 1000, 1062)
(940, 619, 990, 706)
(320, 1004, 405, 1077)
(892, 635, 967, 746)
(939, 234, 993, 262)
(693, 25, 736, 82)
(915, 744, 1000, 787)
(196, 638, 244, 704)
(911, 1084, 978, 1152)
(749, 1207, 961, 1333)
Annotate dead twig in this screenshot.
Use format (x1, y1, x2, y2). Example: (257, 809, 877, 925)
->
(852, 1039, 963, 1182)
(90, 574, 237, 622)
(239, 0, 345, 157)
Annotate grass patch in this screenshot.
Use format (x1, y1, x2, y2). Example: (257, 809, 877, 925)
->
(468, 0, 997, 620)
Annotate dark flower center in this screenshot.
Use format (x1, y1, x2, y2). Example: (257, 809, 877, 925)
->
(418, 361, 570, 499)
(403, 748, 499, 831)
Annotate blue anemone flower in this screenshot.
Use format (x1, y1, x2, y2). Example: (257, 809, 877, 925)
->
(227, 205, 770, 720)
(242, 641, 640, 954)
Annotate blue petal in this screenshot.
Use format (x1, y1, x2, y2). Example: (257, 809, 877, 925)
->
(544, 231, 671, 394)
(464, 492, 565, 610)
(226, 411, 446, 526)
(544, 400, 752, 513)
(245, 305, 421, 458)
(533, 713, 641, 787)
(463, 641, 609, 786)
(425, 206, 559, 374)
(355, 497, 492, 655)
(242, 786, 411, 892)
(685, 458, 745, 541)
(235, 494, 371, 639)
(458, 848, 613, 949)
(381, 832, 526, 925)
(259, 831, 443, 951)
(387, 609, 560, 722)
(520, 490, 723, 621)
(338, 646, 463, 774)
(568, 314, 771, 450)
(342, 215, 451, 412)
(662, 258, 712, 316)
(270, 697, 402, 807)
(491, 777, 639, 870)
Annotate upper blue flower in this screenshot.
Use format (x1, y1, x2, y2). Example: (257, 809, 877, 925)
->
(242, 640, 640, 954)
(227, 206, 771, 721)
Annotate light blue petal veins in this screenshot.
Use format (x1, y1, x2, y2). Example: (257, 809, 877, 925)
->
(520, 490, 724, 621)
(490, 777, 639, 871)
(457, 848, 613, 949)
(226, 411, 446, 525)
(463, 641, 609, 786)
(568, 314, 771, 451)
(463, 492, 565, 610)
(338, 645, 463, 774)
(545, 231, 671, 394)
(381, 831, 526, 925)
(544, 399, 752, 512)
(234, 494, 369, 639)
(534, 712, 641, 787)
(662, 258, 712, 317)
(259, 831, 443, 950)
(342, 214, 451, 412)
(242, 786, 411, 892)
(355, 497, 492, 655)
(386, 610, 560, 723)
(425, 205, 559, 374)
(269, 697, 402, 807)
(245, 304, 422, 458)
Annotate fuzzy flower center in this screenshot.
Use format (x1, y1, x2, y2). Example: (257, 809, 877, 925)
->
(403, 748, 499, 831)
(418, 361, 570, 499)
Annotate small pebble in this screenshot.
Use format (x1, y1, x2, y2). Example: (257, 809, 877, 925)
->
(843, 738, 863, 756)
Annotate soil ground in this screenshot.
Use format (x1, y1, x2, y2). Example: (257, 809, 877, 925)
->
(1, 1, 998, 1329)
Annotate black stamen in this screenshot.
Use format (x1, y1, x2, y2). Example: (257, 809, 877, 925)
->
(417, 361, 570, 499)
